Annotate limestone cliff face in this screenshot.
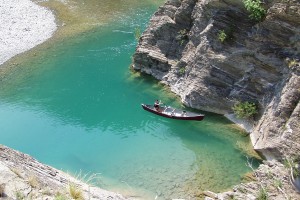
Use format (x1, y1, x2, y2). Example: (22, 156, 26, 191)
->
(132, 0, 300, 159)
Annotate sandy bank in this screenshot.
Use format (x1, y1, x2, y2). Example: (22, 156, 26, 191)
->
(0, 0, 57, 66)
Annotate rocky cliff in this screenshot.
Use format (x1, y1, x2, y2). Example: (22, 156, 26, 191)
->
(132, 0, 300, 160)
(0, 145, 127, 200)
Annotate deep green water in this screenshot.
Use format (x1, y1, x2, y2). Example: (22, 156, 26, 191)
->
(0, 4, 259, 200)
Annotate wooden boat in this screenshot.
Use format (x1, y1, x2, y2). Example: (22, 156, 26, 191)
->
(141, 104, 204, 121)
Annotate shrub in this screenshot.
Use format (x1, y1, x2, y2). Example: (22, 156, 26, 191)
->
(232, 101, 257, 119)
(218, 30, 227, 43)
(176, 29, 188, 45)
(178, 67, 185, 76)
(243, 0, 266, 21)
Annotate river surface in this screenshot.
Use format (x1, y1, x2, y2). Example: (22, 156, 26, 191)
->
(0, 1, 259, 199)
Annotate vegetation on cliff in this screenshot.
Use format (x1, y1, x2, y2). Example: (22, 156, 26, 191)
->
(232, 101, 258, 119)
(243, 0, 266, 21)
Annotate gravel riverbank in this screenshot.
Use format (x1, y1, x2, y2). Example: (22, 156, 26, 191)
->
(0, 0, 57, 66)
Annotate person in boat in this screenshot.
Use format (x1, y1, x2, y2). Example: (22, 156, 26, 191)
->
(154, 100, 160, 111)
(181, 110, 186, 116)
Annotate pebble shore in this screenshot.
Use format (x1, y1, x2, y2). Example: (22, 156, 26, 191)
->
(0, 0, 57, 65)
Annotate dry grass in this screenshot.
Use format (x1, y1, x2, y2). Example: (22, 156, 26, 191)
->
(69, 183, 83, 200)
(10, 167, 22, 178)
(0, 184, 5, 197)
(28, 175, 39, 188)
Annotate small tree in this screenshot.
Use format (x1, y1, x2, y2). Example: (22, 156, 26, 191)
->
(243, 0, 266, 21)
(218, 30, 227, 43)
(233, 101, 257, 119)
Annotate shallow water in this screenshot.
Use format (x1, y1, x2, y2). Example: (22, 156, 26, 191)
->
(0, 2, 259, 199)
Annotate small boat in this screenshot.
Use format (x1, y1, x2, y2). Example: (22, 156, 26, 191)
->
(141, 104, 205, 121)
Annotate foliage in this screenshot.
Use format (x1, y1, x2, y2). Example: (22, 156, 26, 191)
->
(257, 187, 268, 200)
(178, 29, 187, 37)
(134, 27, 141, 41)
(218, 30, 227, 43)
(15, 191, 25, 200)
(178, 67, 185, 76)
(273, 178, 283, 189)
(232, 101, 258, 119)
(176, 29, 188, 45)
(69, 184, 83, 200)
(288, 59, 299, 68)
(243, 0, 266, 21)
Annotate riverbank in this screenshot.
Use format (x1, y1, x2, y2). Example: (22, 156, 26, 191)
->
(0, 0, 57, 66)
(0, 145, 128, 200)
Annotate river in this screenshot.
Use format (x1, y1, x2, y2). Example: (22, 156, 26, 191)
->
(0, 1, 259, 199)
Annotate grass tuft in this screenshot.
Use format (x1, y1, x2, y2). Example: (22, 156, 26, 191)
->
(69, 183, 83, 200)
(257, 187, 268, 200)
(28, 175, 39, 188)
(0, 184, 5, 197)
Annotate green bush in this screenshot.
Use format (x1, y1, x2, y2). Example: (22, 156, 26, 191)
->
(232, 101, 258, 119)
(218, 30, 227, 43)
(243, 0, 266, 21)
(178, 67, 185, 76)
(176, 29, 188, 46)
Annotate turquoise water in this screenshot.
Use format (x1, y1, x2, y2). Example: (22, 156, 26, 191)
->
(0, 4, 258, 200)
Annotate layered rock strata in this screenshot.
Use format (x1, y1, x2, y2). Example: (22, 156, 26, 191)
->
(0, 145, 127, 200)
(132, 0, 300, 159)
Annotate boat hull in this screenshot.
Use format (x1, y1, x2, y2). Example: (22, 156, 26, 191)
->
(141, 104, 204, 121)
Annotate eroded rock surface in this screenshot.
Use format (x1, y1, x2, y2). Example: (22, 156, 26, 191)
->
(204, 160, 300, 200)
(0, 145, 127, 200)
(132, 0, 300, 159)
